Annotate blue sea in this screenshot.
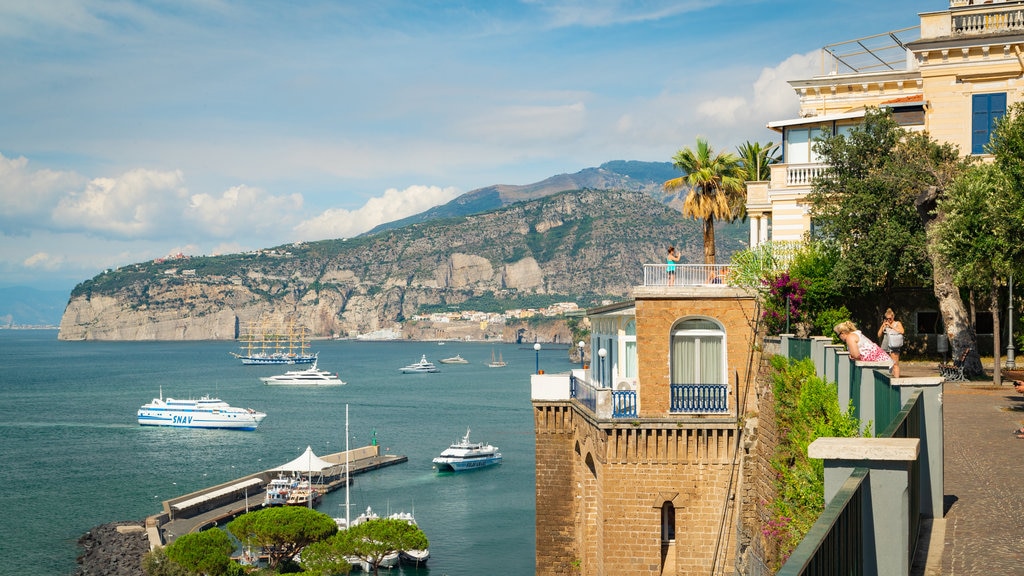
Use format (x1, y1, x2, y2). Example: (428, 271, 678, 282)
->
(0, 330, 565, 575)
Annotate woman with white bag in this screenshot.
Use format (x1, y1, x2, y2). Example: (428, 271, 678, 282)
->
(878, 308, 905, 377)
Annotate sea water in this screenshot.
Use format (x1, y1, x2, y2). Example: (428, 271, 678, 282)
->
(0, 330, 564, 575)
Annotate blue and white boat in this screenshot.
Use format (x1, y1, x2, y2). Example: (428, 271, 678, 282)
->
(432, 428, 502, 472)
(137, 391, 267, 430)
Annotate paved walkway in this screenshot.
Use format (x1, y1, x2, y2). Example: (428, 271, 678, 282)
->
(903, 361, 1024, 575)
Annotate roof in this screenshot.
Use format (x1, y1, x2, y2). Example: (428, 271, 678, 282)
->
(766, 99, 925, 130)
(270, 445, 338, 473)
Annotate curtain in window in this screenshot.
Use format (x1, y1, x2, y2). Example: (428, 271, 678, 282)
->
(625, 341, 637, 378)
(671, 333, 723, 385)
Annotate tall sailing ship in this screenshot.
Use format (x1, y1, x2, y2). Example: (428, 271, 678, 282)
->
(231, 321, 317, 365)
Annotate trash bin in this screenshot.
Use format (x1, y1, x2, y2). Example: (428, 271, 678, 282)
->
(937, 334, 949, 362)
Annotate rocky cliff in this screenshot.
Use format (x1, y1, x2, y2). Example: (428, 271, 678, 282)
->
(59, 188, 746, 341)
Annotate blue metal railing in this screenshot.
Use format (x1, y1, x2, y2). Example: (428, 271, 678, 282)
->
(570, 375, 597, 414)
(669, 384, 729, 413)
(612, 390, 637, 418)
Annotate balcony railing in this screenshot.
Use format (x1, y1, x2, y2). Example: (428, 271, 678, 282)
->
(569, 375, 638, 418)
(954, 8, 1024, 35)
(643, 264, 731, 287)
(786, 163, 829, 186)
(669, 384, 729, 413)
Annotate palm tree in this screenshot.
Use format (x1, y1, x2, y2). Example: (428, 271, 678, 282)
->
(736, 140, 781, 181)
(663, 137, 747, 265)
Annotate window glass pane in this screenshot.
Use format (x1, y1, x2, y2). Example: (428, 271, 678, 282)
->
(700, 336, 723, 384)
(787, 128, 809, 163)
(672, 336, 696, 384)
(626, 320, 636, 336)
(678, 319, 719, 331)
(809, 127, 825, 163)
(625, 341, 637, 378)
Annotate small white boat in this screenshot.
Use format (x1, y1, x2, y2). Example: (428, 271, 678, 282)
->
(260, 361, 346, 386)
(399, 355, 440, 373)
(432, 428, 502, 472)
(284, 479, 322, 507)
(439, 354, 469, 364)
(137, 391, 266, 430)
(487, 349, 507, 368)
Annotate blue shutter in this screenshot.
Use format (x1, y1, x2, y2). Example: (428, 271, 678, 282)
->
(972, 93, 1008, 154)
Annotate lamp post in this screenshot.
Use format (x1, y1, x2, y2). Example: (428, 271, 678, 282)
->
(598, 347, 607, 388)
(1008, 275, 1016, 370)
(534, 342, 541, 374)
(578, 340, 586, 369)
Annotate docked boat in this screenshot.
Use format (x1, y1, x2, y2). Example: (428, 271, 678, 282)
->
(284, 479, 322, 507)
(263, 474, 300, 507)
(399, 355, 440, 373)
(137, 391, 267, 430)
(260, 361, 345, 386)
(231, 321, 317, 365)
(432, 428, 502, 472)
(389, 511, 430, 565)
(439, 354, 469, 364)
(487, 349, 507, 368)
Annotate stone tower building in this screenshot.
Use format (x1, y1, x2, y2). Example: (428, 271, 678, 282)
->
(532, 280, 762, 575)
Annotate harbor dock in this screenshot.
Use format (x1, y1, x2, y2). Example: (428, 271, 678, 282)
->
(145, 445, 406, 549)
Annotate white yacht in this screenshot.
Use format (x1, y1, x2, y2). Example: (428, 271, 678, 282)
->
(137, 392, 266, 430)
(263, 474, 300, 507)
(438, 354, 469, 364)
(260, 361, 346, 386)
(399, 355, 439, 373)
(432, 428, 502, 472)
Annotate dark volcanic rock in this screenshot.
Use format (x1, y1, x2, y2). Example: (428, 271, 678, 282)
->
(75, 522, 148, 576)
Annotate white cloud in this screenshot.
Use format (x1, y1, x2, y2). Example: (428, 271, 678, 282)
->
(23, 251, 64, 270)
(459, 102, 588, 145)
(187, 185, 305, 238)
(294, 184, 461, 241)
(52, 168, 188, 237)
(528, 0, 721, 28)
(0, 153, 84, 234)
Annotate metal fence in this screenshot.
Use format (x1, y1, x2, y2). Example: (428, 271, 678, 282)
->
(669, 384, 729, 413)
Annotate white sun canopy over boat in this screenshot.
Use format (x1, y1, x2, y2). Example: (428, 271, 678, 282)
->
(271, 445, 337, 473)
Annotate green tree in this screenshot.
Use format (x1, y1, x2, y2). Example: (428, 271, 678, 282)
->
(227, 506, 338, 570)
(164, 529, 236, 576)
(736, 140, 781, 181)
(935, 165, 1008, 383)
(142, 546, 189, 576)
(663, 137, 747, 264)
(808, 108, 980, 373)
(332, 518, 429, 576)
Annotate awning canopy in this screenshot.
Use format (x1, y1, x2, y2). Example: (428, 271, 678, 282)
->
(270, 445, 337, 473)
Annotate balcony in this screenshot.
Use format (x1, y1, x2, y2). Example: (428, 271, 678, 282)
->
(669, 383, 729, 414)
(643, 264, 732, 287)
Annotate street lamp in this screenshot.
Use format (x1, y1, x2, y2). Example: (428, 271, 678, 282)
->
(534, 342, 541, 374)
(598, 348, 607, 388)
(578, 340, 586, 369)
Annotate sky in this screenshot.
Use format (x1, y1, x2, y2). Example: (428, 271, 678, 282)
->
(0, 0, 931, 292)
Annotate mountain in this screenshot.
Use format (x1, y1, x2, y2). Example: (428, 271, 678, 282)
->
(365, 160, 682, 235)
(58, 188, 747, 341)
(0, 287, 68, 327)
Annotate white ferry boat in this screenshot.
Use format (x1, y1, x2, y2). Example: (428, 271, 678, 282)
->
(260, 362, 346, 386)
(137, 391, 267, 430)
(432, 428, 502, 472)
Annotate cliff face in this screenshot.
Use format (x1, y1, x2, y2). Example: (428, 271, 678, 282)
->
(59, 189, 746, 341)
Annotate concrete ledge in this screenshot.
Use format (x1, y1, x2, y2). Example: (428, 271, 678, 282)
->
(889, 377, 944, 387)
(808, 437, 920, 461)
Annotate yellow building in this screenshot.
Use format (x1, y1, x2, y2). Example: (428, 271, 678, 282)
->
(747, 0, 1024, 247)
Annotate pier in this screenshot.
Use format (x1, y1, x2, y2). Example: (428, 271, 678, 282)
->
(145, 445, 406, 549)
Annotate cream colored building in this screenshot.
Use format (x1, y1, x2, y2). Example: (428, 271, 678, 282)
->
(747, 0, 1024, 247)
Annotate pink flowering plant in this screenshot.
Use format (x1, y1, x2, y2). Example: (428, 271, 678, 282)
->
(761, 272, 807, 335)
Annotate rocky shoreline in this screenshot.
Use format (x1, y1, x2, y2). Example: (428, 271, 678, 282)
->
(75, 522, 149, 576)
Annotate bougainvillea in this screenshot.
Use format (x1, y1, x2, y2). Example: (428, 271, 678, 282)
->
(761, 272, 807, 335)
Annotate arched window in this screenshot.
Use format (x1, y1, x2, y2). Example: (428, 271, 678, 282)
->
(661, 501, 676, 543)
(670, 318, 725, 385)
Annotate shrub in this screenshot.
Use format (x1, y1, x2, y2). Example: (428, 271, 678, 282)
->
(762, 272, 807, 335)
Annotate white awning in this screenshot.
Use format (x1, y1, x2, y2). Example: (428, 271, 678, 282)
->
(270, 445, 338, 473)
(172, 478, 263, 511)
(767, 100, 924, 130)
